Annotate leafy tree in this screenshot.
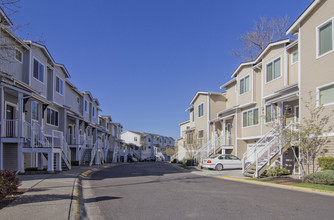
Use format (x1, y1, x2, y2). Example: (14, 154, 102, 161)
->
(272, 92, 334, 176)
(232, 15, 289, 61)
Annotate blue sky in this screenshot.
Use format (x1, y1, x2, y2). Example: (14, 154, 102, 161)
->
(9, 0, 312, 139)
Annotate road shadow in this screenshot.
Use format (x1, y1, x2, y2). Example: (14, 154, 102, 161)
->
(85, 196, 122, 203)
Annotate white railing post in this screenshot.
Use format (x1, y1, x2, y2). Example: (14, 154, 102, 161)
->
(255, 147, 258, 178)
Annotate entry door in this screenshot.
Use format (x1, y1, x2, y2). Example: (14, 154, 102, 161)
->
(67, 126, 73, 144)
(5, 104, 16, 137)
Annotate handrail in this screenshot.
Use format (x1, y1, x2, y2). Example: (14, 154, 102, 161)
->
(89, 139, 99, 166)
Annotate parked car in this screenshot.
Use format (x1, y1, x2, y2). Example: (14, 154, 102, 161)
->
(201, 154, 242, 171)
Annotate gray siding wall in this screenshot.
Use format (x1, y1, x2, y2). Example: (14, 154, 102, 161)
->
(65, 83, 81, 114)
(47, 69, 53, 101)
(53, 67, 65, 106)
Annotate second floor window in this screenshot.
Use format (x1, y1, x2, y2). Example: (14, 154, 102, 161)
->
(266, 58, 281, 83)
(93, 107, 95, 116)
(56, 76, 63, 95)
(292, 50, 299, 64)
(240, 75, 250, 94)
(46, 108, 59, 126)
(31, 101, 39, 121)
(318, 20, 333, 56)
(134, 137, 137, 141)
(15, 48, 22, 63)
(198, 103, 204, 117)
(33, 59, 44, 82)
(243, 108, 259, 127)
(85, 100, 88, 112)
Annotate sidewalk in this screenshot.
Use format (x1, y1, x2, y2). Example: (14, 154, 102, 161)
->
(0, 165, 96, 220)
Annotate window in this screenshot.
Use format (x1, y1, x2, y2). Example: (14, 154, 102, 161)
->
(33, 59, 44, 82)
(46, 108, 59, 126)
(319, 84, 334, 106)
(265, 105, 276, 123)
(242, 108, 259, 127)
(198, 130, 204, 138)
(56, 76, 63, 95)
(266, 58, 281, 83)
(134, 137, 137, 141)
(198, 103, 204, 117)
(292, 50, 299, 64)
(77, 97, 80, 104)
(240, 75, 250, 94)
(15, 48, 22, 63)
(93, 107, 95, 116)
(31, 101, 39, 121)
(85, 100, 88, 112)
(318, 20, 333, 56)
(148, 138, 151, 142)
(186, 126, 190, 130)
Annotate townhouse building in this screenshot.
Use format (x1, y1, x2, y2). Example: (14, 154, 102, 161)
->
(177, 91, 226, 161)
(177, 0, 334, 177)
(0, 8, 123, 173)
(121, 130, 174, 161)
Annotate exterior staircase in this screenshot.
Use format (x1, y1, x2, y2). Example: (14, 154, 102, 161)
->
(242, 123, 296, 178)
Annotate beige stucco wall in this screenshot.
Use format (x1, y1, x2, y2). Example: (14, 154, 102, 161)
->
(193, 94, 209, 142)
(209, 94, 226, 120)
(225, 83, 237, 109)
(300, 0, 334, 126)
(288, 44, 299, 85)
(262, 44, 287, 97)
(236, 66, 253, 106)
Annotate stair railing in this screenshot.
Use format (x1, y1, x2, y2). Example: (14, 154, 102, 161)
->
(89, 139, 99, 166)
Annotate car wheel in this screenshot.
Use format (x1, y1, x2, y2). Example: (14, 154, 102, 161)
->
(215, 164, 223, 171)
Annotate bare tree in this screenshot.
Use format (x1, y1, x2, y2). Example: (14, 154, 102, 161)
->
(232, 15, 289, 61)
(183, 132, 203, 165)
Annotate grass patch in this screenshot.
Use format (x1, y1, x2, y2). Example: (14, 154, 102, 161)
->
(291, 183, 334, 192)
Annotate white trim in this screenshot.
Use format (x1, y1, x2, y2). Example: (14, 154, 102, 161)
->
(316, 17, 334, 59)
(265, 56, 283, 84)
(237, 135, 262, 140)
(316, 82, 334, 107)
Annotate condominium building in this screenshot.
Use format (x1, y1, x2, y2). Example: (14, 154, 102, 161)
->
(177, 0, 334, 177)
(0, 8, 123, 173)
(121, 130, 174, 161)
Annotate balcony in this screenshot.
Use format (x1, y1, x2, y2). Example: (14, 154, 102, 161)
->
(4, 119, 18, 137)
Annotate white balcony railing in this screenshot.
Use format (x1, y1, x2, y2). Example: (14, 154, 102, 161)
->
(5, 119, 18, 137)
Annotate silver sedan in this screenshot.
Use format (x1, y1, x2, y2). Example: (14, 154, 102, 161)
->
(201, 154, 242, 171)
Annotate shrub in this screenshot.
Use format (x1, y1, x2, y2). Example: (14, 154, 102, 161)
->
(185, 159, 195, 166)
(318, 157, 334, 170)
(266, 164, 290, 177)
(0, 170, 20, 199)
(303, 170, 334, 185)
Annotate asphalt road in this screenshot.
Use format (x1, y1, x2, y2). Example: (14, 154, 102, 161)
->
(82, 162, 334, 220)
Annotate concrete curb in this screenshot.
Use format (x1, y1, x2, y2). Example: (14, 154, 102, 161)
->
(217, 176, 334, 197)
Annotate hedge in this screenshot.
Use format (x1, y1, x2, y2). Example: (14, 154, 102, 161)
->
(318, 157, 334, 170)
(303, 170, 334, 185)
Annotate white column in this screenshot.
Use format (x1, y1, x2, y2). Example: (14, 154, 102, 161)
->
(56, 153, 62, 171)
(222, 119, 226, 145)
(17, 93, 24, 173)
(47, 152, 54, 172)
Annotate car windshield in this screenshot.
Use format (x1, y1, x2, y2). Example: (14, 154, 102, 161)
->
(209, 155, 218, 159)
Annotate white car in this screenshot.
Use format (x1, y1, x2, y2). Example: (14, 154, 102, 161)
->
(201, 154, 242, 171)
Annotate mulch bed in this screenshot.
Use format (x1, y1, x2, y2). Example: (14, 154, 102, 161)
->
(0, 188, 28, 210)
(264, 177, 302, 185)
